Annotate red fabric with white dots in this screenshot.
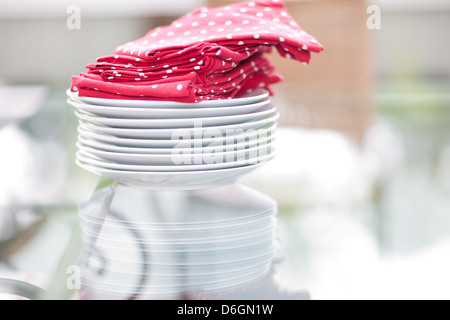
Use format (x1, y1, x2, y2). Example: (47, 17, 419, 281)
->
(70, 0, 323, 103)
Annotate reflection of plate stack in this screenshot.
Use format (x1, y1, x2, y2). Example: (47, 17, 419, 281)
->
(67, 90, 280, 300)
(77, 184, 279, 300)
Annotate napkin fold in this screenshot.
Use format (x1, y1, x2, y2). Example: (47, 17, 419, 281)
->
(70, 0, 323, 103)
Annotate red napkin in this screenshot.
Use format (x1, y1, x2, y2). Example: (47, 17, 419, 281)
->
(115, 0, 322, 62)
(70, 0, 323, 103)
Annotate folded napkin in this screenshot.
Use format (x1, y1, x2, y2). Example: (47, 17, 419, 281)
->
(70, 0, 323, 103)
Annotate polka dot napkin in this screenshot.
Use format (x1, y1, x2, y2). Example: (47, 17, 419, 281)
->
(70, 0, 323, 103)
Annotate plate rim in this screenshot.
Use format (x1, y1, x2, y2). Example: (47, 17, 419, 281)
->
(73, 104, 276, 128)
(66, 88, 270, 108)
(78, 112, 280, 138)
(76, 148, 276, 172)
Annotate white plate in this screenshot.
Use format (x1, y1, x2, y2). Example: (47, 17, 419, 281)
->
(78, 113, 279, 139)
(77, 141, 274, 166)
(77, 148, 275, 172)
(78, 123, 277, 148)
(67, 88, 270, 108)
(74, 104, 276, 129)
(67, 98, 271, 119)
(77, 131, 275, 155)
(76, 159, 271, 190)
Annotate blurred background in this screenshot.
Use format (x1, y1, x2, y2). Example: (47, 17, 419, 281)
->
(0, 0, 449, 299)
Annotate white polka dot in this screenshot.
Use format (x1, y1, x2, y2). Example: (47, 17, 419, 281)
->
(254, 34, 260, 39)
(286, 53, 292, 59)
(152, 84, 158, 89)
(208, 21, 216, 26)
(311, 39, 318, 43)
(73, 86, 79, 91)
(243, 20, 249, 25)
(290, 21, 297, 26)
(238, 41, 244, 45)
(281, 11, 288, 16)
(302, 45, 308, 50)
(199, 13, 207, 18)
(175, 23, 183, 28)
(260, 20, 266, 25)
(253, 26, 259, 30)
(200, 29, 208, 34)
(273, 18, 280, 23)
(190, 58, 196, 62)
(158, 39, 165, 44)
(194, 66, 201, 70)
(216, 12, 223, 17)
(225, 20, 232, 25)
(216, 50, 222, 55)
(166, 70, 172, 74)
(139, 73, 144, 76)
(240, 8, 248, 13)
(151, 32, 158, 37)
(226, 35, 233, 39)
(164, 64, 169, 68)
(177, 84, 183, 90)
(184, 31, 191, 36)
(279, 37, 285, 42)
(257, 12, 264, 17)
(192, 21, 199, 27)
(232, 13, 240, 17)
(248, 1, 255, 6)
(134, 78, 140, 81)
(264, 7, 271, 12)
(217, 28, 225, 32)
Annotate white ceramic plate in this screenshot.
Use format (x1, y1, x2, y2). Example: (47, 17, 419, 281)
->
(77, 141, 274, 166)
(78, 112, 279, 139)
(77, 132, 275, 155)
(75, 159, 271, 190)
(74, 104, 276, 129)
(66, 88, 270, 108)
(77, 148, 275, 172)
(67, 98, 271, 119)
(78, 123, 277, 148)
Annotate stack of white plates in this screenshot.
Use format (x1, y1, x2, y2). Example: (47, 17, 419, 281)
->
(77, 184, 279, 300)
(66, 89, 278, 190)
